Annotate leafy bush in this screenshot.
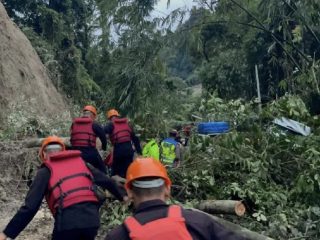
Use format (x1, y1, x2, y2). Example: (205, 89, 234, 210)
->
(168, 94, 320, 239)
(0, 96, 72, 140)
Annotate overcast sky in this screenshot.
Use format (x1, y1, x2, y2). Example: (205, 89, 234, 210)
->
(108, 1, 197, 41)
(153, 0, 197, 17)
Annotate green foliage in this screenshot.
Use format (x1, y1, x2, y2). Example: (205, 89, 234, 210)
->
(100, 200, 130, 230)
(170, 168, 215, 201)
(197, 93, 258, 128)
(3, 1, 320, 238)
(293, 143, 320, 204)
(170, 94, 320, 239)
(163, 0, 320, 100)
(4, 0, 320, 108)
(37, 6, 64, 44)
(263, 94, 311, 121)
(0, 96, 73, 140)
(199, 48, 251, 99)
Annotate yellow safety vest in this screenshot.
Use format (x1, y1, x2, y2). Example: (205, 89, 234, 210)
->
(142, 139, 160, 161)
(161, 138, 178, 164)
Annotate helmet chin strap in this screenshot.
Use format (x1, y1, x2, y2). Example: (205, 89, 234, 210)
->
(132, 178, 165, 188)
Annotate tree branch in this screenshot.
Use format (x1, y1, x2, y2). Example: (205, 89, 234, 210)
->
(228, 0, 303, 71)
(281, 0, 320, 44)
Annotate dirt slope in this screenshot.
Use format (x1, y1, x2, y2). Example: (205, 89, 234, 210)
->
(0, 2, 67, 124)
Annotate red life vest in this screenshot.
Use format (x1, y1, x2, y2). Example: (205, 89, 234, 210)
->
(70, 117, 96, 147)
(110, 118, 132, 144)
(125, 205, 192, 240)
(44, 150, 98, 216)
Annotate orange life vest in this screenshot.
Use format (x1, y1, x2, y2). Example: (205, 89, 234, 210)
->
(110, 118, 132, 144)
(125, 205, 193, 240)
(70, 117, 96, 147)
(44, 150, 98, 216)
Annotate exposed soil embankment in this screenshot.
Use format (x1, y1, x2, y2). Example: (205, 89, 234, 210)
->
(0, 2, 67, 125)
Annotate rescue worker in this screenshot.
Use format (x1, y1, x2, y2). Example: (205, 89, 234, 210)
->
(70, 105, 107, 173)
(181, 124, 192, 147)
(104, 109, 142, 178)
(0, 136, 126, 240)
(142, 138, 160, 161)
(170, 125, 192, 147)
(160, 129, 182, 168)
(105, 158, 245, 240)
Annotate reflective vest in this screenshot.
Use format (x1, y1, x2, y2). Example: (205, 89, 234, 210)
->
(142, 139, 160, 161)
(161, 138, 178, 164)
(125, 205, 192, 240)
(110, 118, 132, 144)
(44, 150, 98, 216)
(70, 117, 96, 147)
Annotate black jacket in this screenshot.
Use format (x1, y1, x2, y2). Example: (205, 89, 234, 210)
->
(92, 122, 107, 151)
(3, 165, 124, 239)
(105, 200, 246, 240)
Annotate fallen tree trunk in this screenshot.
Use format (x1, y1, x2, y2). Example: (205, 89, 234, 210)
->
(24, 137, 104, 149)
(24, 137, 71, 148)
(190, 208, 274, 240)
(196, 200, 246, 216)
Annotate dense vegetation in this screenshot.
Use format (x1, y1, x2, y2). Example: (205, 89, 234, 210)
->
(2, 0, 320, 239)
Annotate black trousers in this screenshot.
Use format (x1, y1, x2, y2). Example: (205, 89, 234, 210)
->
(72, 147, 107, 174)
(52, 227, 98, 240)
(112, 145, 134, 178)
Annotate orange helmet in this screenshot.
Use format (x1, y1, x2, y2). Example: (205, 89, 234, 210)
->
(125, 158, 171, 190)
(107, 109, 120, 119)
(83, 105, 97, 116)
(39, 136, 65, 161)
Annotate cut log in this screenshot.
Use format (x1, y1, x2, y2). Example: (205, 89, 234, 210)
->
(24, 137, 103, 149)
(24, 137, 71, 148)
(190, 208, 274, 240)
(196, 200, 246, 216)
